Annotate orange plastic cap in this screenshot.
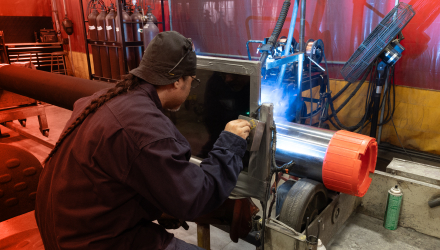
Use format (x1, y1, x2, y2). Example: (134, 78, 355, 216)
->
(322, 130, 377, 197)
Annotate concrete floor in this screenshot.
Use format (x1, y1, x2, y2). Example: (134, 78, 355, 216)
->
(1, 105, 440, 249)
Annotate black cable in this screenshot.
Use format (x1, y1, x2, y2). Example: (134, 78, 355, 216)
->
(326, 56, 376, 131)
(260, 0, 291, 65)
(269, 123, 295, 173)
(259, 121, 295, 250)
(301, 106, 322, 119)
(378, 66, 396, 126)
(309, 60, 313, 125)
(329, 65, 374, 102)
(267, 173, 279, 219)
(376, 66, 392, 127)
(391, 118, 413, 161)
(259, 200, 267, 250)
(332, 64, 374, 115)
(331, 81, 352, 101)
(359, 63, 377, 133)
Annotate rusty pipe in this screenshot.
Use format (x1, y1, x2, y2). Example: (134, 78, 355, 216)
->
(0, 65, 111, 110)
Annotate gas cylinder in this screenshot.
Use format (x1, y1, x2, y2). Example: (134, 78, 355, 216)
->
(131, 5, 144, 66)
(142, 13, 159, 51)
(122, 6, 137, 71)
(88, 5, 102, 77)
(146, 5, 158, 27)
(105, 3, 121, 80)
(96, 5, 112, 79)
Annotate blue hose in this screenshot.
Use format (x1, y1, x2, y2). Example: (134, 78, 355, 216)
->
(276, 0, 299, 88)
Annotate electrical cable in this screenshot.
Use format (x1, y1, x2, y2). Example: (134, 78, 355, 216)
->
(359, 62, 377, 133)
(378, 66, 396, 126)
(309, 59, 313, 125)
(301, 106, 322, 119)
(267, 173, 279, 219)
(260, 0, 291, 65)
(324, 53, 375, 131)
(259, 121, 295, 249)
(259, 199, 267, 250)
(391, 118, 413, 161)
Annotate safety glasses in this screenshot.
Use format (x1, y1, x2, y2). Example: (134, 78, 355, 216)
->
(190, 76, 201, 89)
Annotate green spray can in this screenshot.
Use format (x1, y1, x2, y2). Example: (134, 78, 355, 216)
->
(383, 185, 403, 230)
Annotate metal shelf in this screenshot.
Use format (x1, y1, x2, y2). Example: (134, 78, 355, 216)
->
(80, 0, 167, 81)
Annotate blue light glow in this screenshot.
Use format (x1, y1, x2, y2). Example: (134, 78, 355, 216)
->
(261, 77, 300, 123)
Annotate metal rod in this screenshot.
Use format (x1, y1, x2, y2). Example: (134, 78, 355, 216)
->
(283, 0, 299, 58)
(51, 0, 62, 42)
(246, 40, 264, 60)
(325, 61, 346, 65)
(308, 56, 325, 71)
(161, 0, 166, 31)
(370, 63, 387, 138)
(377, 70, 390, 144)
(168, 0, 173, 30)
(80, 0, 93, 80)
(62, 0, 75, 75)
(197, 51, 259, 60)
(68, 35, 75, 76)
(3, 122, 56, 149)
(118, 0, 127, 75)
(299, 0, 306, 52)
(276, 0, 299, 87)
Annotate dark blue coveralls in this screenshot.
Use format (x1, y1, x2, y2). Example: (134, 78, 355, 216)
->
(35, 82, 246, 249)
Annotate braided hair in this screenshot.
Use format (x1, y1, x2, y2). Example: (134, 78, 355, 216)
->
(43, 74, 142, 164)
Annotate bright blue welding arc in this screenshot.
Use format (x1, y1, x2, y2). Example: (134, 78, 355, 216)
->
(261, 78, 300, 123)
(260, 0, 301, 123)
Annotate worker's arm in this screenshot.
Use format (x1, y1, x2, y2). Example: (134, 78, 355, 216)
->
(125, 122, 249, 221)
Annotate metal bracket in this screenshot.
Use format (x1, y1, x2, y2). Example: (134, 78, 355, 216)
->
(266, 52, 304, 70)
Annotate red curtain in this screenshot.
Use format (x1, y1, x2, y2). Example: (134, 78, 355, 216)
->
(170, 0, 440, 90)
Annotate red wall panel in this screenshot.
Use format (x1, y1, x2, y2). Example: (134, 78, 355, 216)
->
(4, 0, 436, 90)
(0, 0, 52, 16)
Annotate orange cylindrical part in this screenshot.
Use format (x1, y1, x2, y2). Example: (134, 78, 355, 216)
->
(322, 130, 377, 197)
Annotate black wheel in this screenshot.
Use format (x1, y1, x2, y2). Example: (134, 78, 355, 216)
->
(279, 178, 328, 232)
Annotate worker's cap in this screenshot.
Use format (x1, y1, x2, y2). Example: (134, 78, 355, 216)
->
(130, 31, 197, 85)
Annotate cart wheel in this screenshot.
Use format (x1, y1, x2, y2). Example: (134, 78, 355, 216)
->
(279, 178, 328, 232)
(19, 119, 26, 127)
(41, 129, 49, 137)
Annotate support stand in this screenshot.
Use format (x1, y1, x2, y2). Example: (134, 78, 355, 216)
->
(197, 223, 210, 249)
(370, 62, 388, 138)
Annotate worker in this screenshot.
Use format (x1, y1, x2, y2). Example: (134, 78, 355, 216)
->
(35, 31, 251, 249)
